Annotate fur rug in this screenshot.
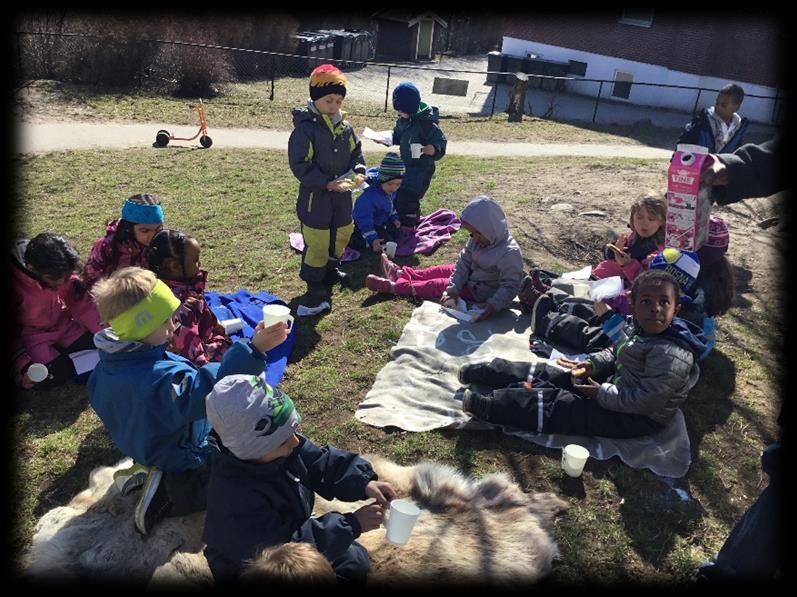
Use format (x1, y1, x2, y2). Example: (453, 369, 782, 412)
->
(24, 455, 567, 586)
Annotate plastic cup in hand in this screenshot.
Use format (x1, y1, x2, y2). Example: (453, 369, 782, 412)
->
(383, 499, 421, 545)
(383, 241, 398, 259)
(410, 143, 423, 159)
(220, 318, 243, 335)
(561, 444, 590, 478)
(27, 363, 49, 383)
(262, 304, 294, 332)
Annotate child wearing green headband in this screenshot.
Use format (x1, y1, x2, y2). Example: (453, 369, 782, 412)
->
(88, 266, 290, 536)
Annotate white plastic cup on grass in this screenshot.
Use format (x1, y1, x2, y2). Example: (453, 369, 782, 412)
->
(220, 318, 243, 334)
(27, 363, 49, 383)
(561, 444, 590, 477)
(383, 499, 421, 545)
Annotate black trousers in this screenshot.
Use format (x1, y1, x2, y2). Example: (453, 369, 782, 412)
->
(36, 331, 96, 389)
(163, 464, 210, 517)
(348, 220, 400, 251)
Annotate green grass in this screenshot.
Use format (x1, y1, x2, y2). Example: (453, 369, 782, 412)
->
(11, 146, 781, 585)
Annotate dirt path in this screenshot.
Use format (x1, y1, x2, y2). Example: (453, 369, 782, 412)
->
(15, 120, 672, 158)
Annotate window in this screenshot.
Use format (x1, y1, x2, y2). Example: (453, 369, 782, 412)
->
(568, 60, 588, 76)
(612, 71, 633, 99)
(619, 9, 654, 27)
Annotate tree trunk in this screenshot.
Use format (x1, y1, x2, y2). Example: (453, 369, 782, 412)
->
(507, 73, 529, 122)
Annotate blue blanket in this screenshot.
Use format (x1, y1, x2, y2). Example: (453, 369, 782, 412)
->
(205, 290, 296, 388)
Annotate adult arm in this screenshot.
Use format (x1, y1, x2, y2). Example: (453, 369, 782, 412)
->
(709, 138, 784, 205)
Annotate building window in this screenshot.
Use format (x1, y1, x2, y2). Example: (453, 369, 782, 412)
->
(619, 9, 654, 27)
(568, 60, 588, 77)
(612, 71, 633, 99)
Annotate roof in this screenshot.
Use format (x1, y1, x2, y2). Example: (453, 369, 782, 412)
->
(372, 10, 447, 28)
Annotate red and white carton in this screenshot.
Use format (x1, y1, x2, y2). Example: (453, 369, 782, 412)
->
(666, 144, 713, 251)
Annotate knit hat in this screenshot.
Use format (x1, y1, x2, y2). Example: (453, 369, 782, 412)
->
(392, 82, 421, 114)
(697, 215, 730, 266)
(650, 247, 701, 292)
(309, 64, 347, 101)
(120, 198, 164, 225)
(377, 152, 405, 182)
(206, 374, 301, 461)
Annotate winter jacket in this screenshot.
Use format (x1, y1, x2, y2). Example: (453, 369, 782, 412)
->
(88, 333, 267, 472)
(587, 317, 708, 424)
(712, 137, 784, 206)
(203, 434, 377, 581)
(352, 167, 400, 246)
(595, 231, 664, 286)
(11, 240, 103, 388)
(288, 101, 366, 228)
(392, 102, 447, 193)
(677, 107, 749, 154)
(83, 219, 149, 290)
(163, 271, 232, 368)
(446, 196, 524, 311)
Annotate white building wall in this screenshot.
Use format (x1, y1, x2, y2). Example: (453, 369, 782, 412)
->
(501, 36, 780, 124)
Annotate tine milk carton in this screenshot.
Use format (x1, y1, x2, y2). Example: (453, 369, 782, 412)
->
(666, 144, 713, 251)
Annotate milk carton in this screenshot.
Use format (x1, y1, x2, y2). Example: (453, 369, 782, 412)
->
(666, 144, 713, 251)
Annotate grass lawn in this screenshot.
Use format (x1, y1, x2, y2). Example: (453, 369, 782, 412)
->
(11, 146, 782, 585)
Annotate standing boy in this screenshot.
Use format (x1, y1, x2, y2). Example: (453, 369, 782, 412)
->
(288, 64, 366, 307)
(677, 83, 749, 153)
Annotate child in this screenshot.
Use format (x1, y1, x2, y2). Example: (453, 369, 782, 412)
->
(11, 233, 103, 389)
(83, 193, 164, 290)
(88, 266, 289, 536)
(240, 543, 336, 585)
(202, 373, 397, 583)
(144, 228, 232, 368)
(365, 195, 524, 322)
(288, 64, 366, 306)
(461, 270, 708, 439)
(349, 152, 404, 253)
(388, 82, 447, 227)
(677, 83, 749, 153)
(694, 215, 734, 318)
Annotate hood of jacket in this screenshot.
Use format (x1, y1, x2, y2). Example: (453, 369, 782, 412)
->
(93, 327, 153, 354)
(658, 316, 708, 357)
(11, 239, 29, 269)
(411, 101, 435, 123)
(460, 195, 511, 248)
(292, 100, 344, 128)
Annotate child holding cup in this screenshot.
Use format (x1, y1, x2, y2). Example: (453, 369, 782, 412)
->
(349, 152, 404, 254)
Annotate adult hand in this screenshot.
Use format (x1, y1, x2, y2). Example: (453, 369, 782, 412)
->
(700, 155, 729, 186)
(573, 377, 600, 398)
(252, 321, 289, 353)
(422, 144, 436, 156)
(353, 502, 386, 533)
(473, 303, 495, 322)
(365, 480, 397, 508)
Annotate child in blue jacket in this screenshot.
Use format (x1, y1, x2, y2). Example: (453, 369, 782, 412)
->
(676, 83, 749, 153)
(88, 266, 289, 536)
(203, 373, 397, 583)
(349, 152, 404, 253)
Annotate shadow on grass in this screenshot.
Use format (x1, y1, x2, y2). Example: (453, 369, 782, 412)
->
(14, 382, 88, 438)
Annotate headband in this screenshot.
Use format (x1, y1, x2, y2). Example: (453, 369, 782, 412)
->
(109, 279, 181, 341)
(121, 199, 164, 225)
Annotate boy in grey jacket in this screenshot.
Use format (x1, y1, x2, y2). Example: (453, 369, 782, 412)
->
(460, 270, 708, 438)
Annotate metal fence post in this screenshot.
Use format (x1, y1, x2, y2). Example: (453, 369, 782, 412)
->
(137, 42, 142, 88)
(592, 81, 603, 123)
(490, 79, 498, 118)
(691, 89, 702, 116)
(270, 54, 275, 101)
(384, 65, 391, 112)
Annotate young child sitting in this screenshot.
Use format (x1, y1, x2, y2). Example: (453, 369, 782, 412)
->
(461, 270, 708, 439)
(677, 83, 749, 153)
(349, 152, 404, 253)
(88, 266, 289, 536)
(365, 195, 524, 322)
(240, 542, 336, 585)
(694, 215, 734, 318)
(202, 373, 397, 583)
(145, 228, 232, 368)
(11, 233, 103, 389)
(83, 193, 165, 290)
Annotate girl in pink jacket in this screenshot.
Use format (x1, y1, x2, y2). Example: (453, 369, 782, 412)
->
(12, 234, 103, 389)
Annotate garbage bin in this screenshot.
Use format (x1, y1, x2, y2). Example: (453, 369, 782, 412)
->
(486, 51, 504, 84)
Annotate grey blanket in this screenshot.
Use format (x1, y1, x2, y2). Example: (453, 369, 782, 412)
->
(355, 301, 692, 478)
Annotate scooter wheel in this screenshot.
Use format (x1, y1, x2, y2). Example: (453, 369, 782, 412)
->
(154, 130, 170, 147)
(199, 135, 213, 148)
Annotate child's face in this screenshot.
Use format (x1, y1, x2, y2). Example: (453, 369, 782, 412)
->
(631, 207, 663, 239)
(462, 220, 490, 247)
(714, 94, 741, 123)
(314, 94, 344, 116)
(182, 238, 201, 279)
(258, 432, 301, 463)
(133, 223, 163, 246)
(397, 111, 410, 119)
(381, 179, 402, 194)
(27, 264, 69, 289)
(630, 282, 681, 335)
(141, 315, 177, 346)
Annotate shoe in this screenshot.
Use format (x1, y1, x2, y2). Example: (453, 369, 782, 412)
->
(113, 462, 149, 497)
(461, 388, 490, 420)
(380, 253, 404, 281)
(458, 363, 488, 386)
(323, 267, 352, 288)
(366, 274, 394, 294)
(134, 467, 171, 536)
(531, 293, 554, 337)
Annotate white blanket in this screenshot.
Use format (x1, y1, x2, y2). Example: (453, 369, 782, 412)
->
(355, 301, 692, 478)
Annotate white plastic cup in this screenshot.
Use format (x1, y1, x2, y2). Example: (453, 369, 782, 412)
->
(383, 499, 421, 545)
(220, 318, 243, 335)
(27, 363, 49, 383)
(383, 241, 398, 259)
(410, 143, 423, 159)
(262, 304, 294, 332)
(561, 444, 590, 478)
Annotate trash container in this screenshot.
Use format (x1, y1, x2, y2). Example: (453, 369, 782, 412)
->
(486, 51, 504, 84)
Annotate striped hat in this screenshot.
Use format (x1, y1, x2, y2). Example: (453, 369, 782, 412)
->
(309, 64, 347, 100)
(698, 215, 729, 266)
(650, 247, 701, 291)
(378, 152, 405, 182)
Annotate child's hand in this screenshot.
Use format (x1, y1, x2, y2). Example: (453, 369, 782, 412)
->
(252, 321, 288, 353)
(573, 377, 600, 398)
(365, 480, 398, 507)
(371, 239, 384, 253)
(593, 301, 610, 317)
(212, 322, 227, 336)
(393, 220, 402, 228)
(422, 144, 436, 156)
(440, 292, 458, 308)
(473, 303, 494, 322)
(556, 357, 593, 379)
(353, 502, 385, 533)
(326, 180, 347, 193)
